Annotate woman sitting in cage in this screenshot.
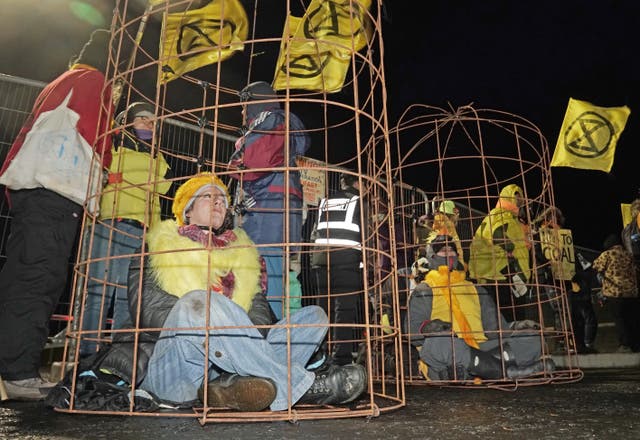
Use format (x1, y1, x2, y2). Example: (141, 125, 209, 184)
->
(49, 173, 366, 412)
(406, 234, 555, 382)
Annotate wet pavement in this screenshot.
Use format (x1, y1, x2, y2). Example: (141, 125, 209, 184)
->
(2, 367, 639, 440)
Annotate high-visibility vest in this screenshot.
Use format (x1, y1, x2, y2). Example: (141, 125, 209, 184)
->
(314, 190, 362, 265)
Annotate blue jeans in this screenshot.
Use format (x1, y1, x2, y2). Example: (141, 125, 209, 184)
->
(141, 291, 328, 411)
(81, 220, 141, 355)
(261, 247, 284, 320)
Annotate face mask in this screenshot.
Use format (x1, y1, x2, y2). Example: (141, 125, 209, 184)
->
(134, 128, 153, 141)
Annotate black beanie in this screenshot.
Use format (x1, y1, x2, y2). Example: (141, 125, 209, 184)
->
(238, 81, 277, 102)
(115, 102, 155, 126)
(71, 29, 111, 73)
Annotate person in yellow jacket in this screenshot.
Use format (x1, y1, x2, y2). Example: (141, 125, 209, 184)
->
(80, 102, 171, 356)
(407, 235, 554, 381)
(468, 184, 530, 320)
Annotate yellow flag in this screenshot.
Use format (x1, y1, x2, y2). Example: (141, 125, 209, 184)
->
(298, 0, 372, 54)
(550, 98, 631, 172)
(273, 15, 350, 93)
(622, 203, 632, 226)
(273, 0, 372, 93)
(160, 0, 248, 82)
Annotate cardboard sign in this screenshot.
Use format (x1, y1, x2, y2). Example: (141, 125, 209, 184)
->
(540, 227, 576, 280)
(296, 156, 326, 207)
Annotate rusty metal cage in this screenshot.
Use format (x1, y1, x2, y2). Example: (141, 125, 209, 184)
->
(391, 103, 583, 388)
(46, 0, 405, 423)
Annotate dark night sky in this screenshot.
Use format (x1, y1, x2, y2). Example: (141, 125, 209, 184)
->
(383, 1, 639, 250)
(1, 0, 638, 250)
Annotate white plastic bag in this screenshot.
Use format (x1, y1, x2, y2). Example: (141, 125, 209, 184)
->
(0, 91, 102, 214)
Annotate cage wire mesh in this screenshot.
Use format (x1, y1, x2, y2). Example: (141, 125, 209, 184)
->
(391, 103, 583, 388)
(53, 0, 404, 422)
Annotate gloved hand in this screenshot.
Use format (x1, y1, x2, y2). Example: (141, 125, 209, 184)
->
(233, 196, 256, 216)
(510, 319, 540, 330)
(593, 289, 607, 307)
(510, 273, 528, 298)
(419, 319, 452, 335)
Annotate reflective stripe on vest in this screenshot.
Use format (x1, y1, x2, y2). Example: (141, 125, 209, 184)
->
(314, 237, 362, 249)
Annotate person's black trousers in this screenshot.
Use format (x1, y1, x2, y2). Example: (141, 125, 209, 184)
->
(0, 188, 81, 380)
(314, 263, 364, 365)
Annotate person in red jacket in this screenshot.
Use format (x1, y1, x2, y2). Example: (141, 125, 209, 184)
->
(0, 29, 113, 400)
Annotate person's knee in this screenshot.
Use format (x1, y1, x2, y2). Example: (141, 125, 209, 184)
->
(507, 336, 542, 364)
(176, 290, 207, 309)
(420, 338, 456, 364)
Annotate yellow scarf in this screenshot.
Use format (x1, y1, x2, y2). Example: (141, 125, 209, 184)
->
(424, 266, 487, 348)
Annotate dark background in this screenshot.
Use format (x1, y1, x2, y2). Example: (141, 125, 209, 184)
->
(1, 0, 638, 250)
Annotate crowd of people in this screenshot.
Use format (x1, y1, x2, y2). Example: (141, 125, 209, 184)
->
(1, 28, 638, 412)
(407, 183, 640, 381)
(0, 30, 366, 409)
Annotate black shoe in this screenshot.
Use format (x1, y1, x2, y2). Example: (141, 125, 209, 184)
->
(507, 358, 556, 379)
(298, 363, 367, 406)
(197, 373, 276, 412)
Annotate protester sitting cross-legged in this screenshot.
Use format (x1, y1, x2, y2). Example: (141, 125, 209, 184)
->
(91, 172, 366, 412)
(406, 234, 555, 381)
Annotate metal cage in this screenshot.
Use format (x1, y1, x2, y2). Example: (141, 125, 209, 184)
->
(48, 0, 404, 424)
(391, 103, 583, 388)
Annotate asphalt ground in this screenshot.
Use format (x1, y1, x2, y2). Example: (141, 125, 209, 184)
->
(2, 367, 639, 440)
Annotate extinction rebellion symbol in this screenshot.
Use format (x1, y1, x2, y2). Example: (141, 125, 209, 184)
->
(563, 111, 614, 158)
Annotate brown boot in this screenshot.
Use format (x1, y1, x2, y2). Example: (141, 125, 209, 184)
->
(198, 373, 276, 411)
